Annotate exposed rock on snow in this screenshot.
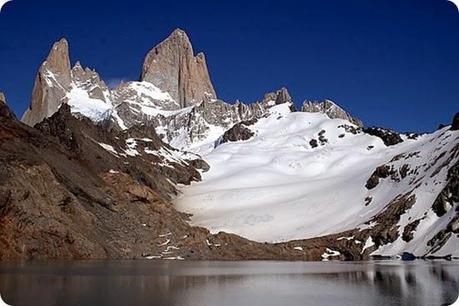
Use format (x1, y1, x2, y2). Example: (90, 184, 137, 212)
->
(301, 99, 361, 126)
(220, 119, 257, 143)
(363, 126, 404, 146)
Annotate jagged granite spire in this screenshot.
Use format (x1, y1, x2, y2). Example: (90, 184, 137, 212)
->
(22, 38, 72, 126)
(140, 28, 216, 108)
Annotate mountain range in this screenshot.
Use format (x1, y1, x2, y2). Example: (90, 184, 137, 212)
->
(0, 29, 458, 261)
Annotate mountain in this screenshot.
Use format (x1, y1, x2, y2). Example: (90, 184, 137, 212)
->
(176, 103, 459, 258)
(1, 92, 374, 261)
(140, 28, 216, 108)
(22, 38, 112, 126)
(2, 29, 458, 260)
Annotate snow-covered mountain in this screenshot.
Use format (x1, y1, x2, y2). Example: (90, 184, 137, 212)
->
(176, 103, 459, 258)
(17, 29, 459, 260)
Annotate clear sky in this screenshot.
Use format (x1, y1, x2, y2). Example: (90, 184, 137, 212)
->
(0, 0, 458, 132)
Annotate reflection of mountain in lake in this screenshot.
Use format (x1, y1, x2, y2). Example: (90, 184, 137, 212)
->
(0, 261, 458, 306)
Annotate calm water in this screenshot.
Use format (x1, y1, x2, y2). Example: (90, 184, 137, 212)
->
(0, 260, 458, 306)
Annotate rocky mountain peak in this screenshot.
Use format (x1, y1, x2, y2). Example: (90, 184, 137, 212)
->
(301, 99, 362, 126)
(22, 39, 112, 126)
(275, 87, 292, 105)
(259, 87, 295, 112)
(71, 61, 111, 103)
(22, 38, 72, 126)
(140, 28, 216, 108)
(42, 38, 71, 81)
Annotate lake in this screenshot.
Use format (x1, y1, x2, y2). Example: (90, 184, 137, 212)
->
(0, 260, 458, 306)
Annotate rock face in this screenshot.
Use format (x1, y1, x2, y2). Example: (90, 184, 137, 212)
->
(22, 39, 72, 126)
(140, 29, 216, 108)
(221, 119, 257, 143)
(363, 127, 404, 146)
(301, 99, 362, 126)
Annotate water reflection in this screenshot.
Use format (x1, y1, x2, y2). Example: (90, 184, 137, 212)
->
(0, 261, 457, 306)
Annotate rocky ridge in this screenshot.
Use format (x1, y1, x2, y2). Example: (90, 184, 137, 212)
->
(1, 96, 381, 261)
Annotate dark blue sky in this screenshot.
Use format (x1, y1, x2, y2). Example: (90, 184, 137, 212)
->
(0, 0, 458, 132)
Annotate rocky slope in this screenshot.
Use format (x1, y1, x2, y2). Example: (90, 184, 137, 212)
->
(2, 29, 458, 261)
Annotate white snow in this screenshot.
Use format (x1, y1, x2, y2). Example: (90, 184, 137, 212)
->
(127, 82, 175, 103)
(175, 104, 459, 256)
(66, 86, 112, 122)
(321, 248, 341, 260)
(337, 236, 354, 241)
(362, 237, 375, 254)
(157, 239, 170, 246)
(124, 138, 140, 156)
(98, 142, 118, 155)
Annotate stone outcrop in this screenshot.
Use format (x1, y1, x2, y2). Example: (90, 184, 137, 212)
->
(432, 161, 459, 217)
(301, 99, 362, 126)
(363, 127, 404, 146)
(140, 29, 216, 108)
(221, 119, 257, 143)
